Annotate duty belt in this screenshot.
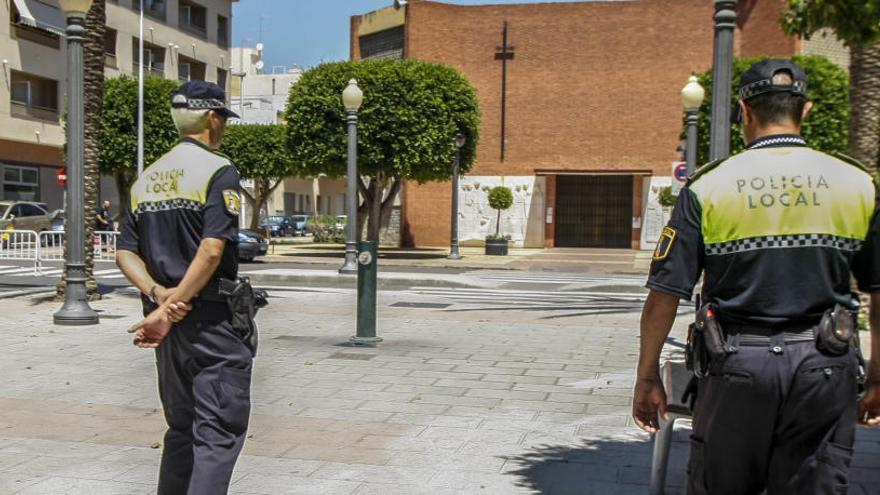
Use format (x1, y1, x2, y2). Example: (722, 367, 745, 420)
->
(722, 321, 818, 346)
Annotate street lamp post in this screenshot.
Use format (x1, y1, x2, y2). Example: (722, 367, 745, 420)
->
(709, 0, 737, 162)
(54, 0, 99, 325)
(339, 79, 363, 274)
(448, 132, 466, 260)
(681, 75, 706, 176)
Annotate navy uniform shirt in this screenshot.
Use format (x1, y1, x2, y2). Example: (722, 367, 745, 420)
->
(647, 134, 880, 325)
(118, 138, 241, 320)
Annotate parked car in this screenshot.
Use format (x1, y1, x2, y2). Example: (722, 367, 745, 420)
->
(259, 216, 294, 237)
(238, 228, 268, 262)
(0, 201, 53, 232)
(50, 209, 65, 232)
(288, 215, 310, 236)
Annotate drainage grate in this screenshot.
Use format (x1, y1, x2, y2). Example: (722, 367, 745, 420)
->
(390, 302, 451, 309)
(326, 352, 375, 361)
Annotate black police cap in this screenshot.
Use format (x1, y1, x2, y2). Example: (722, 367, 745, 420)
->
(171, 80, 239, 119)
(732, 59, 808, 123)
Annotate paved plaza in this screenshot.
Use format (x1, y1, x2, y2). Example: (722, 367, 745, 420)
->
(0, 285, 878, 494)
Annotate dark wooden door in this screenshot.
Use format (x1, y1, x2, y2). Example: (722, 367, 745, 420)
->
(554, 175, 633, 248)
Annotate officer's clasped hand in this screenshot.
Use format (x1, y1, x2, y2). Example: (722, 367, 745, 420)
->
(127, 300, 192, 349)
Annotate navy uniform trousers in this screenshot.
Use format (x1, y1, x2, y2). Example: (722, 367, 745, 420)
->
(155, 318, 253, 495)
(688, 337, 859, 495)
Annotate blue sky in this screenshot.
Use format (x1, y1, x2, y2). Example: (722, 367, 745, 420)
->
(232, 0, 577, 71)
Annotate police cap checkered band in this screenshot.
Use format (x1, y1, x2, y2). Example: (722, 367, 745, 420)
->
(738, 59, 808, 101)
(171, 80, 239, 119)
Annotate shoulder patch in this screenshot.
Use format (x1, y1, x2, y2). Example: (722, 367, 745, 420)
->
(222, 189, 241, 216)
(686, 158, 725, 186)
(653, 226, 678, 261)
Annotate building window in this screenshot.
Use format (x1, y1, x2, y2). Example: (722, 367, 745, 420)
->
(10, 70, 59, 121)
(132, 39, 166, 77)
(133, 0, 166, 22)
(9, 0, 62, 49)
(104, 28, 118, 68)
(178, 55, 206, 83)
(217, 68, 228, 91)
(2, 165, 40, 202)
(217, 15, 229, 48)
(360, 26, 404, 60)
(179, 0, 207, 38)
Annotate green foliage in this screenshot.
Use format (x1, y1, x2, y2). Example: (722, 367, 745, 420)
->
(658, 186, 678, 207)
(689, 55, 849, 166)
(99, 76, 179, 178)
(221, 124, 298, 181)
(487, 186, 514, 211)
(781, 0, 880, 47)
(310, 215, 346, 244)
(284, 59, 481, 183)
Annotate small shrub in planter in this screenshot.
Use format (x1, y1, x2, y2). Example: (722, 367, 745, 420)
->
(657, 186, 678, 208)
(486, 186, 514, 255)
(311, 215, 346, 244)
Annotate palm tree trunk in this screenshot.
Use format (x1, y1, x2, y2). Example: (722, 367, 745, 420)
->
(848, 42, 880, 174)
(58, 0, 105, 300)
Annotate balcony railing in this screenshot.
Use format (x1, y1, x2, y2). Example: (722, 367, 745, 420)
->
(11, 101, 59, 122)
(180, 22, 207, 39)
(132, 63, 165, 77)
(104, 53, 118, 68)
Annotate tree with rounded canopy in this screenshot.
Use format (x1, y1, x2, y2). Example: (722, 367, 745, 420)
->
(688, 55, 849, 166)
(284, 59, 481, 242)
(221, 124, 299, 229)
(487, 186, 514, 240)
(99, 76, 179, 211)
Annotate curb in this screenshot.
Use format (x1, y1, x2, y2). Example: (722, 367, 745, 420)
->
(243, 272, 481, 291)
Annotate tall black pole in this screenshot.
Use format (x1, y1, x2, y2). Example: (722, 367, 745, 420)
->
(709, 0, 737, 162)
(685, 110, 699, 176)
(448, 135, 463, 260)
(55, 11, 98, 325)
(339, 108, 359, 274)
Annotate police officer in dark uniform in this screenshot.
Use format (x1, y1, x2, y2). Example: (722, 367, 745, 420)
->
(632, 59, 880, 494)
(117, 81, 252, 494)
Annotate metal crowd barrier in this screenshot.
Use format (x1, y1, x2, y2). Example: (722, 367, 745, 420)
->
(0, 230, 120, 275)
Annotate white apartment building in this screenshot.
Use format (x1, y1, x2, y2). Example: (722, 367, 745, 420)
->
(228, 43, 347, 223)
(0, 0, 236, 212)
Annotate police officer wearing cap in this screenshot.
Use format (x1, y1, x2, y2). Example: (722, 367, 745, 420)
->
(117, 80, 252, 494)
(633, 59, 880, 494)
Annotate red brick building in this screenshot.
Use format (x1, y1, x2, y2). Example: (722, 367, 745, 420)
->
(351, 0, 837, 249)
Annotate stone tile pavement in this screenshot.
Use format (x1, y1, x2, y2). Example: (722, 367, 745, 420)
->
(0, 288, 877, 494)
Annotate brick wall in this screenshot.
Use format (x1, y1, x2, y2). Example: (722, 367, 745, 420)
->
(737, 0, 800, 58)
(801, 28, 850, 72)
(352, 0, 800, 247)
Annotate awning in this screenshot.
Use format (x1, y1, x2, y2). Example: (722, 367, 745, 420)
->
(12, 0, 65, 36)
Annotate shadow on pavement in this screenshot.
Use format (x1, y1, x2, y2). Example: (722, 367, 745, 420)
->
(504, 434, 686, 495)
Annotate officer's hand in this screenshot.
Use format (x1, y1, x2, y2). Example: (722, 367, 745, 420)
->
(127, 307, 172, 349)
(632, 376, 668, 433)
(859, 382, 880, 428)
(165, 302, 191, 323)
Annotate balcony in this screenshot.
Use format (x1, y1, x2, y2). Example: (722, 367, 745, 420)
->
(132, 63, 165, 77)
(11, 101, 58, 122)
(105, 53, 118, 68)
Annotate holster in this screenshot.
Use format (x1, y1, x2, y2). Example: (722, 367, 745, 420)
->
(218, 277, 268, 356)
(686, 299, 727, 379)
(815, 304, 866, 385)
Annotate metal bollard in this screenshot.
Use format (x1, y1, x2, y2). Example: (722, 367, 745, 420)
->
(351, 240, 382, 345)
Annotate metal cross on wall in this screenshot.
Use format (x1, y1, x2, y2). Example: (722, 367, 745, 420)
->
(495, 21, 515, 162)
